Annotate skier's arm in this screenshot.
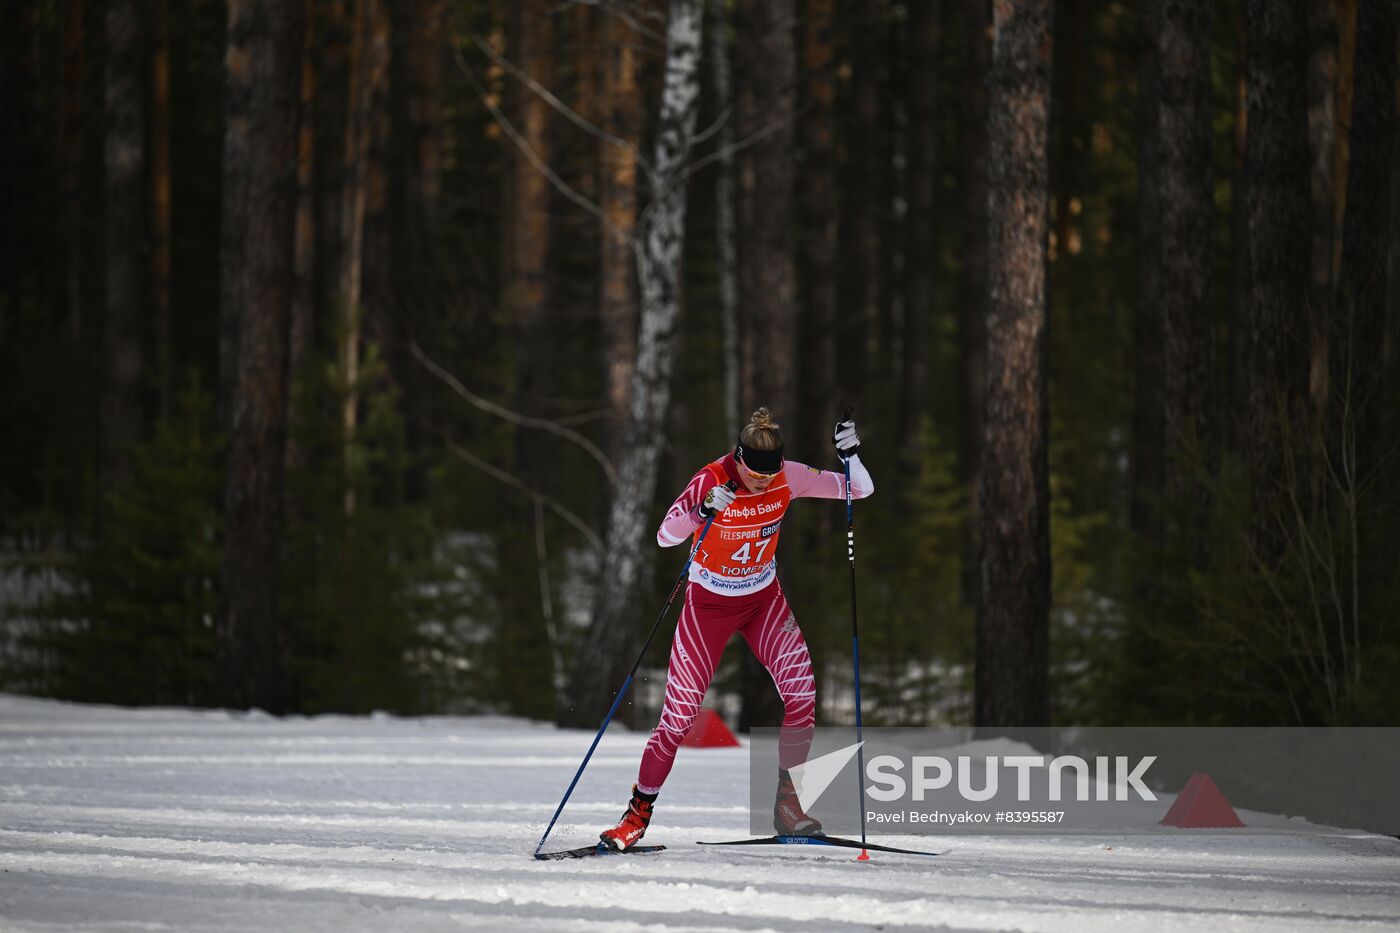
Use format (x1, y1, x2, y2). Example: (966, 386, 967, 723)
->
(785, 416, 873, 500)
(783, 455, 874, 500)
(656, 469, 717, 546)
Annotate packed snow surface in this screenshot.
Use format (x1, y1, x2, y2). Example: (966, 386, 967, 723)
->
(1, 694, 1397, 932)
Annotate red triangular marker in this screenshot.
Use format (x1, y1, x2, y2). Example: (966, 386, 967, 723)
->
(1160, 772, 1246, 828)
(681, 708, 740, 748)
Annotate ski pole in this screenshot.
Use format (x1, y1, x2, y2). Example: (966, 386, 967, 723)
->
(534, 481, 737, 857)
(840, 407, 870, 860)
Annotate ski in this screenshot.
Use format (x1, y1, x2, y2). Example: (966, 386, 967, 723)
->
(697, 835, 944, 858)
(535, 842, 667, 861)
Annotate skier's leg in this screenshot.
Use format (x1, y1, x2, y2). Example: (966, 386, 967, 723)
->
(739, 586, 823, 835)
(635, 588, 732, 792)
(738, 586, 816, 771)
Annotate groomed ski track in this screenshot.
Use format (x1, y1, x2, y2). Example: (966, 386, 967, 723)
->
(1, 694, 1397, 932)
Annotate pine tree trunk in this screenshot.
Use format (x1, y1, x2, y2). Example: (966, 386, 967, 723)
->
(2, 0, 43, 336)
(337, 0, 388, 517)
(288, 0, 316, 477)
(1135, 0, 1216, 553)
(735, 0, 798, 420)
(798, 0, 838, 462)
(561, 0, 704, 729)
(387, 0, 444, 503)
(976, 0, 1054, 730)
(837, 0, 882, 406)
(1240, 0, 1310, 561)
(1132, 13, 1164, 543)
(1227, 7, 1249, 456)
(217, 0, 303, 713)
(499, 0, 557, 720)
(1157, 0, 1217, 522)
(958, 0, 991, 610)
(314, 0, 351, 342)
(600, 6, 641, 457)
(901, 0, 941, 472)
(60, 0, 85, 339)
(360, 0, 393, 371)
(1333, 0, 1396, 511)
(1307, 0, 1340, 441)
(151, 0, 173, 419)
(1390, 14, 1400, 387)
(103, 0, 147, 493)
(710, 0, 742, 438)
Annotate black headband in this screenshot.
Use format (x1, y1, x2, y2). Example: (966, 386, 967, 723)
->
(735, 440, 784, 474)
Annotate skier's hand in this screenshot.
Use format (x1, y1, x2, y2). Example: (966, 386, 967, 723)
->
(699, 482, 737, 518)
(833, 417, 861, 462)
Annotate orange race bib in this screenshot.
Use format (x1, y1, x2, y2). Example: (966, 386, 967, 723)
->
(690, 461, 791, 596)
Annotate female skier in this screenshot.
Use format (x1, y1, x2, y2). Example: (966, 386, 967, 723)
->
(600, 407, 872, 850)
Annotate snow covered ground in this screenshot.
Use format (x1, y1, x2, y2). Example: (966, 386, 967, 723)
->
(1, 694, 1397, 932)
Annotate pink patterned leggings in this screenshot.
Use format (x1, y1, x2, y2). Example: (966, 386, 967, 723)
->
(637, 581, 816, 793)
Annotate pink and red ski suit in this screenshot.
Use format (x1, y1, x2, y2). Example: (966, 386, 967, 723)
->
(635, 451, 874, 794)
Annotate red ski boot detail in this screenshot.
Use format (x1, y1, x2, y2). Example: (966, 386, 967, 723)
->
(774, 770, 823, 836)
(600, 785, 658, 851)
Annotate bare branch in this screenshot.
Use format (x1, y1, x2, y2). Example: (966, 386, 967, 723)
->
(689, 103, 735, 151)
(470, 30, 655, 189)
(438, 430, 605, 555)
(553, 407, 612, 427)
(638, 110, 796, 228)
(561, 0, 668, 43)
(412, 340, 619, 487)
(450, 36, 622, 238)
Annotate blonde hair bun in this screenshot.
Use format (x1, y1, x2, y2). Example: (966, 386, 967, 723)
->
(740, 406, 783, 451)
(749, 407, 779, 431)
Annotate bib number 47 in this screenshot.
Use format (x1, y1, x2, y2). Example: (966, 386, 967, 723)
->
(730, 540, 771, 565)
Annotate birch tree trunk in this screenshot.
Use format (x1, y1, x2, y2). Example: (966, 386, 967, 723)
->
(561, 0, 705, 729)
(976, 0, 1053, 730)
(710, 0, 741, 439)
(103, 0, 147, 493)
(217, 0, 303, 713)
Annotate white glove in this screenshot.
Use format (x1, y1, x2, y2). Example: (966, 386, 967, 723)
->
(700, 482, 737, 518)
(833, 419, 861, 461)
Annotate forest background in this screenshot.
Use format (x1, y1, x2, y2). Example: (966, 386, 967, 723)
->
(2, 0, 1397, 733)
